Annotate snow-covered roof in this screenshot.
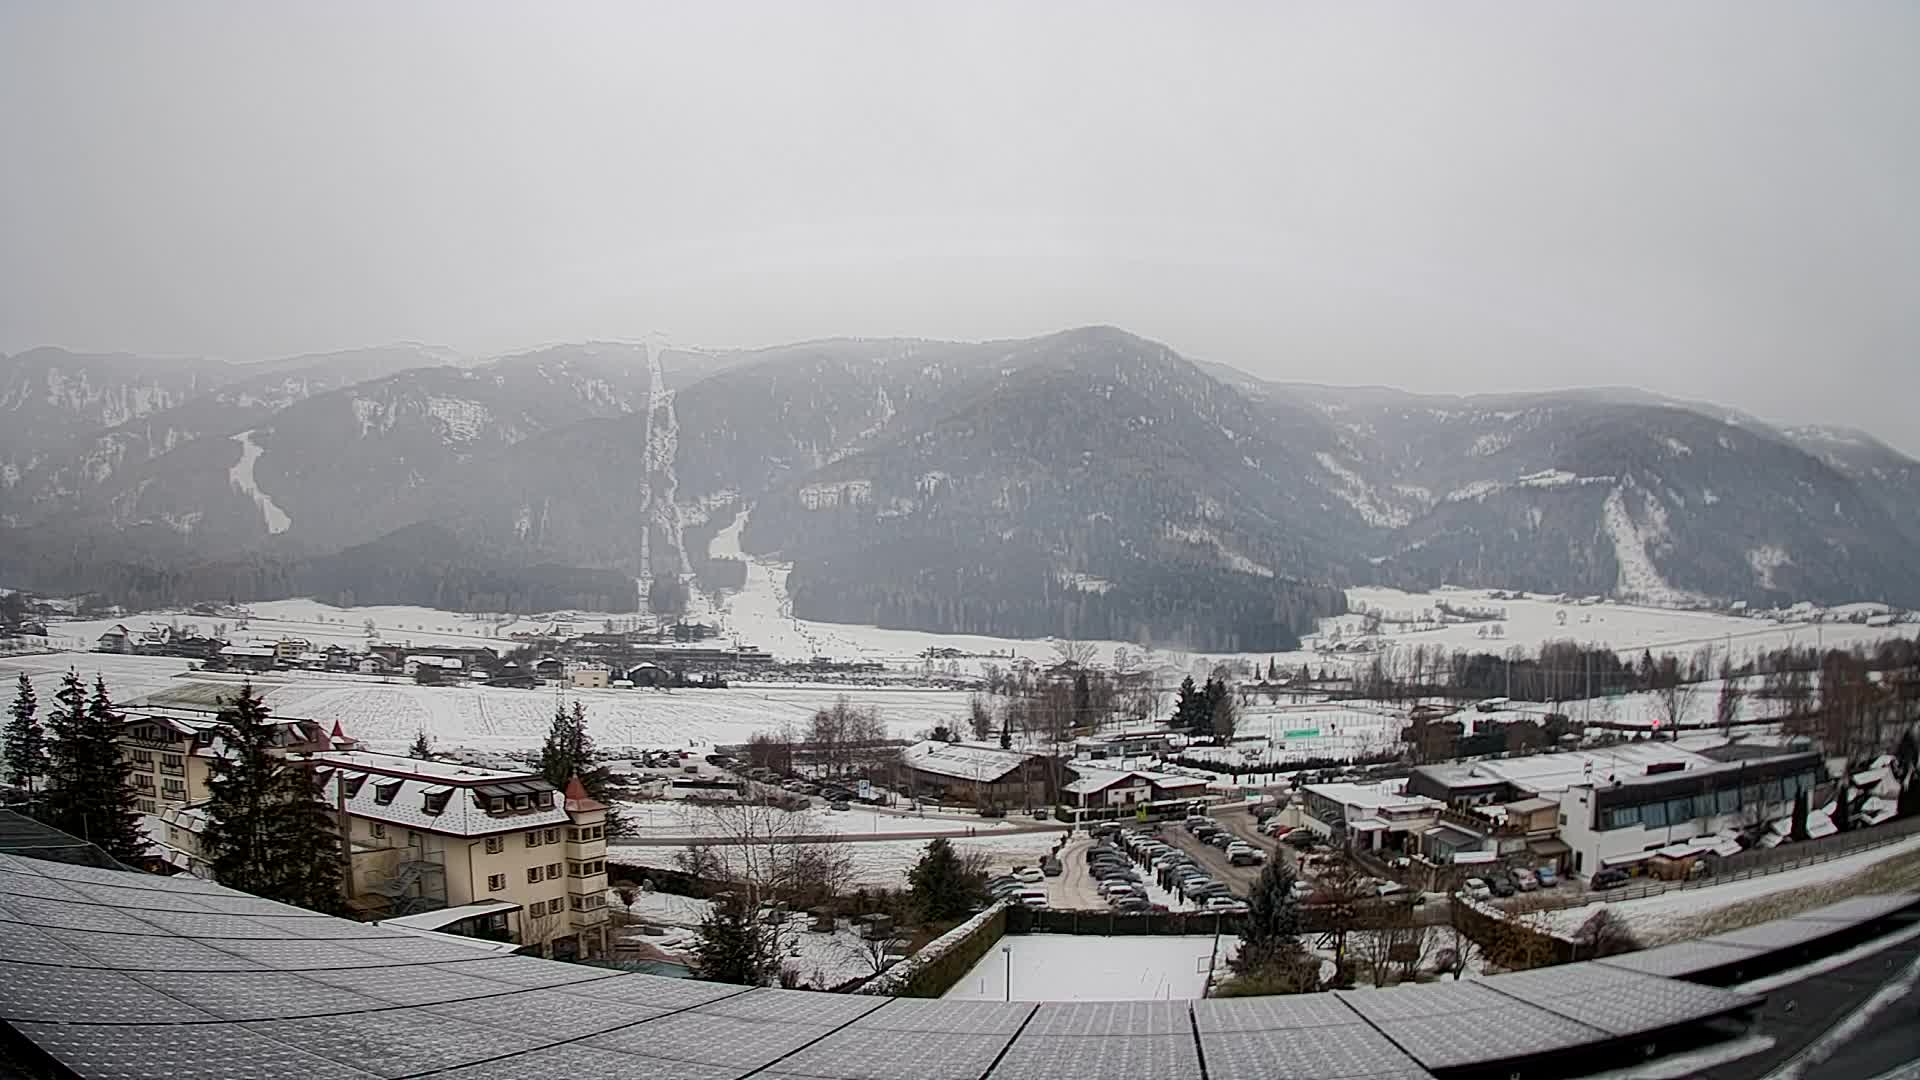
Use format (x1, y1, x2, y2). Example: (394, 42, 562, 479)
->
(378, 899, 521, 931)
(899, 741, 1036, 783)
(1418, 743, 1718, 794)
(305, 751, 572, 837)
(1061, 767, 1208, 796)
(1304, 780, 1441, 814)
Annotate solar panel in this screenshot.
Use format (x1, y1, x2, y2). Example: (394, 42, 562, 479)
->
(847, 998, 1034, 1034)
(253, 1010, 558, 1075)
(690, 985, 890, 1026)
(421, 1044, 740, 1080)
(426, 989, 669, 1041)
(767, 1026, 1013, 1080)
(11, 1020, 388, 1080)
(0, 918, 96, 966)
(125, 969, 399, 1021)
(1200, 1028, 1433, 1080)
(1023, 1000, 1193, 1036)
(0, 961, 220, 1025)
(584, 1010, 842, 1070)
(300, 963, 526, 1006)
(0, 892, 168, 934)
(1708, 918, 1845, 951)
(61, 880, 226, 913)
(1194, 994, 1362, 1032)
(553, 971, 747, 1010)
(1791, 892, 1919, 923)
(1338, 985, 1609, 1071)
(50, 929, 271, 971)
(0, 868, 91, 902)
(447, 954, 629, 989)
(985, 1032, 1201, 1080)
(340, 935, 512, 964)
(1595, 939, 1765, 979)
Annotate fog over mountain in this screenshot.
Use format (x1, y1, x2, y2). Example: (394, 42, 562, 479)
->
(2, 4, 1916, 456)
(2, 5, 1917, 639)
(5, 329, 1917, 647)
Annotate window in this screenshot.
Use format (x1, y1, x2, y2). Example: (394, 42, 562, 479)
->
(161, 754, 184, 769)
(374, 780, 401, 806)
(484, 836, 504, 855)
(131, 750, 154, 767)
(1666, 796, 1693, 822)
(536, 792, 554, 809)
(341, 775, 366, 798)
(569, 860, 582, 877)
(487, 874, 505, 892)
(1715, 788, 1738, 815)
(422, 790, 449, 815)
(527, 867, 542, 884)
(544, 828, 560, 844)
(370, 823, 386, 840)
(512, 794, 530, 810)
(134, 774, 155, 791)
(526, 831, 542, 848)
(546, 862, 561, 879)
(1641, 801, 1667, 829)
(137, 799, 156, 814)
(162, 779, 185, 796)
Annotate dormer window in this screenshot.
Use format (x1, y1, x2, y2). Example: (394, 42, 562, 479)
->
(373, 780, 402, 806)
(512, 795, 530, 810)
(536, 792, 554, 809)
(422, 790, 450, 815)
(341, 775, 367, 799)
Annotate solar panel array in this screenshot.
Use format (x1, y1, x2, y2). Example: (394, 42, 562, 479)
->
(1597, 891, 1919, 981)
(0, 853, 1778, 1080)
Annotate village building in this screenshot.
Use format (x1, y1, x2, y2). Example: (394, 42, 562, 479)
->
(1060, 766, 1207, 816)
(899, 741, 1051, 809)
(1299, 780, 1444, 854)
(118, 710, 332, 815)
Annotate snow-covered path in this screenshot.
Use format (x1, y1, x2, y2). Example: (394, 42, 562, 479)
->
(228, 430, 290, 534)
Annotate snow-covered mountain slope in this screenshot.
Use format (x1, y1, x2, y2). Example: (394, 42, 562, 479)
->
(3, 330, 1917, 624)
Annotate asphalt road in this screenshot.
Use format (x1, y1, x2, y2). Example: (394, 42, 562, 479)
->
(1706, 924, 1920, 1080)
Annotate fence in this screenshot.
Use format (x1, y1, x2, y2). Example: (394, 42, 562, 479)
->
(1006, 906, 1244, 937)
(860, 903, 1009, 998)
(1499, 814, 1920, 915)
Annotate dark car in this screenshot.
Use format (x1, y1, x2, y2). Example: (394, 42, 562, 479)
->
(1590, 868, 1632, 890)
(1489, 876, 1516, 898)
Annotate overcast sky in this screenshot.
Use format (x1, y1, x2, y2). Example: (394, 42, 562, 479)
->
(3, 3, 1915, 451)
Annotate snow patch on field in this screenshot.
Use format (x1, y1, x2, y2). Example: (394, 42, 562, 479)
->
(944, 933, 1224, 1001)
(1748, 546, 1791, 591)
(425, 395, 493, 443)
(1446, 479, 1505, 502)
(1314, 452, 1412, 528)
(1602, 485, 1702, 605)
(228, 431, 290, 534)
(1163, 522, 1274, 577)
(1059, 571, 1114, 594)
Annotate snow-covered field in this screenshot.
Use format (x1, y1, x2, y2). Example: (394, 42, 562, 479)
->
(0, 652, 976, 754)
(1536, 832, 1920, 942)
(1217, 704, 1408, 764)
(611, 831, 1066, 890)
(943, 933, 1227, 1001)
(1324, 587, 1911, 668)
(618, 800, 1035, 841)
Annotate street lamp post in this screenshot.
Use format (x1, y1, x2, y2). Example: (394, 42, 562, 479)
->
(1002, 944, 1012, 1002)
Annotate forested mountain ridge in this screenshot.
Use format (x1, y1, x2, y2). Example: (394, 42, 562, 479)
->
(2, 328, 1916, 626)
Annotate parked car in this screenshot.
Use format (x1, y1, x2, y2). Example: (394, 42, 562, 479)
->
(1208, 833, 1234, 849)
(1510, 867, 1540, 892)
(1489, 876, 1516, 898)
(1031, 808, 1050, 820)
(1201, 896, 1249, 914)
(1535, 866, 1558, 888)
(1013, 867, 1045, 885)
(828, 800, 850, 811)
(1462, 878, 1493, 902)
(1590, 868, 1631, 890)
(1017, 889, 1048, 908)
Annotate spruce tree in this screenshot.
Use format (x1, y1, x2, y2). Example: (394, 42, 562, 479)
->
(908, 837, 982, 922)
(407, 730, 433, 759)
(537, 701, 623, 835)
(690, 890, 774, 985)
(4, 672, 46, 794)
(42, 671, 143, 861)
(201, 683, 343, 911)
(1233, 857, 1303, 975)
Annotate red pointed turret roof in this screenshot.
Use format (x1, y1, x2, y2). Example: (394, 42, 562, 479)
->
(563, 775, 608, 814)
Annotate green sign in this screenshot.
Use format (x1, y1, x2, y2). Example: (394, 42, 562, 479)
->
(1281, 728, 1322, 740)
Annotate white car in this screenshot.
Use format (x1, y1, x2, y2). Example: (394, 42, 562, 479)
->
(1017, 888, 1048, 908)
(1012, 867, 1045, 885)
(1201, 896, 1249, 913)
(1461, 878, 1493, 902)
